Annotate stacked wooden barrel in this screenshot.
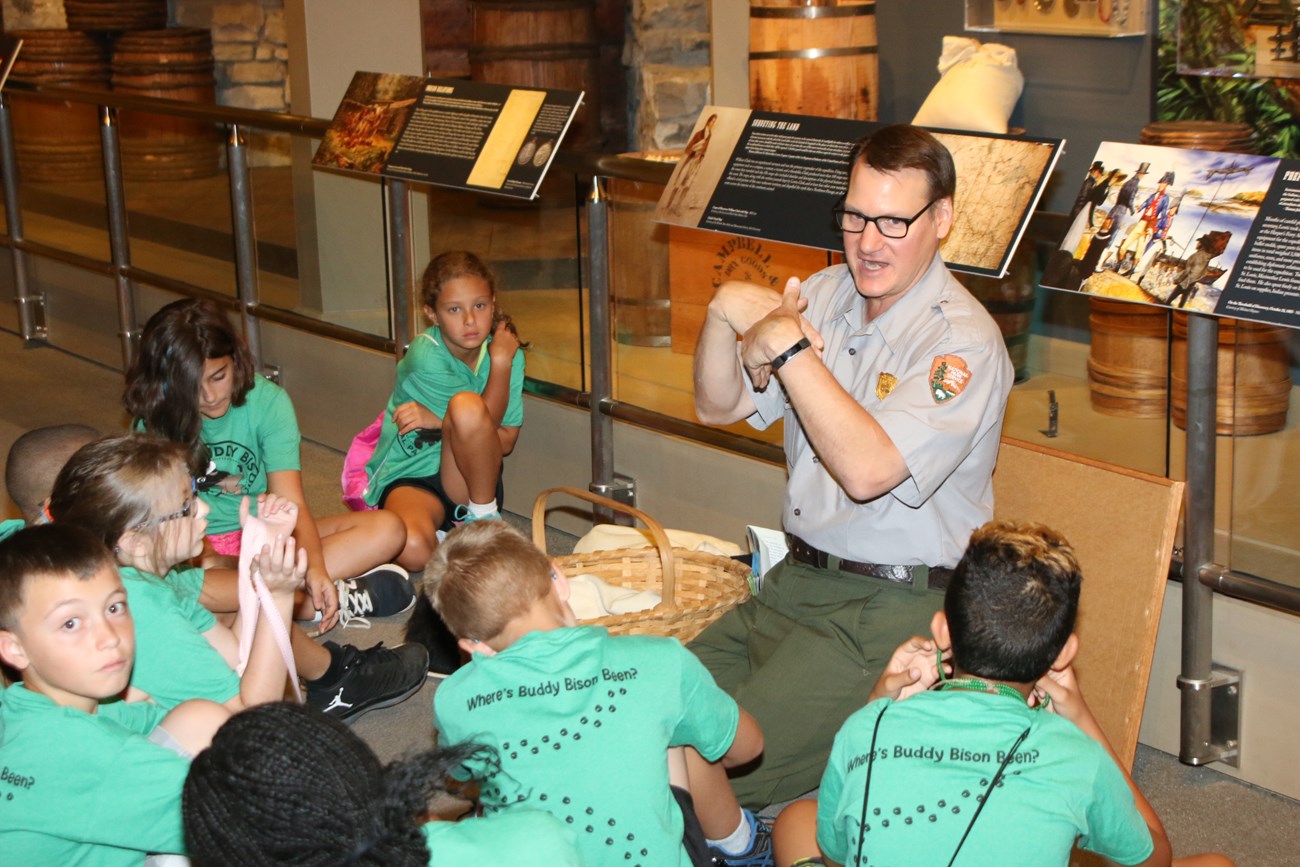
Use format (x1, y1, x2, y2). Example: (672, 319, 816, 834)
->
(4, 3, 219, 184)
(469, 0, 602, 148)
(6, 30, 110, 182)
(111, 28, 220, 181)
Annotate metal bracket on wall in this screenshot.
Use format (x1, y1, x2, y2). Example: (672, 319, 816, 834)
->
(589, 473, 636, 525)
(14, 292, 48, 345)
(1177, 665, 1242, 767)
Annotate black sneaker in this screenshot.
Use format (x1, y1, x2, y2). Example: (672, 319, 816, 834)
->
(305, 641, 429, 723)
(335, 564, 417, 629)
(403, 593, 464, 679)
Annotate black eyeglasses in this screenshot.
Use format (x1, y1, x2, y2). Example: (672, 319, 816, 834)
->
(832, 199, 937, 239)
(132, 477, 197, 532)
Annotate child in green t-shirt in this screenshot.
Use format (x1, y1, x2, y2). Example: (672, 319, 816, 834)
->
(0, 523, 230, 865)
(771, 521, 1234, 867)
(428, 520, 771, 867)
(183, 701, 585, 867)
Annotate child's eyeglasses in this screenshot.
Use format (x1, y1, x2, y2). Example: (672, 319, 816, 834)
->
(132, 478, 198, 531)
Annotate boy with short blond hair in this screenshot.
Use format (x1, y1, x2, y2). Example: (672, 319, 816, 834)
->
(0, 523, 228, 866)
(429, 520, 772, 867)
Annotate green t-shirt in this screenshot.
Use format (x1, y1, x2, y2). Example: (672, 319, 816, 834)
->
(364, 327, 525, 506)
(421, 810, 585, 865)
(195, 375, 302, 534)
(120, 565, 240, 709)
(434, 627, 738, 867)
(0, 684, 189, 866)
(0, 517, 24, 542)
(817, 691, 1155, 867)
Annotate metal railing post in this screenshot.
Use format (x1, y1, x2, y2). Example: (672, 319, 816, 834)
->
(587, 175, 614, 491)
(383, 177, 413, 355)
(226, 123, 264, 366)
(0, 93, 44, 345)
(1178, 310, 1220, 764)
(100, 105, 139, 369)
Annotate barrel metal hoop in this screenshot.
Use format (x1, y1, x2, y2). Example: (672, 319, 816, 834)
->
(750, 45, 879, 61)
(750, 5, 877, 19)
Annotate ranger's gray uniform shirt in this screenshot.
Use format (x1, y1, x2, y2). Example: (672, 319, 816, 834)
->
(745, 253, 1014, 568)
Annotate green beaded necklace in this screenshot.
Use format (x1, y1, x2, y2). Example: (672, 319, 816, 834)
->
(939, 676, 1041, 707)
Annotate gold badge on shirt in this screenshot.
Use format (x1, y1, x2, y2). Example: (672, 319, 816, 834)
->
(876, 372, 898, 400)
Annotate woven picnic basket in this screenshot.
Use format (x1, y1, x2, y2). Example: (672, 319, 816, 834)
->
(531, 486, 752, 644)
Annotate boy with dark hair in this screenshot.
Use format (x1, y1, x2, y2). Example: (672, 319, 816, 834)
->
(429, 520, 772, 867)
(1, 423, 99, 540)
(771, 520, 1233, 867)
(0, 523, 229, 865)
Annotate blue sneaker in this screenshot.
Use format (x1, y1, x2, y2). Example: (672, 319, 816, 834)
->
(709, 809, 773, 867)
(452, 504, 502, 526)
(335, 564, 416, 630)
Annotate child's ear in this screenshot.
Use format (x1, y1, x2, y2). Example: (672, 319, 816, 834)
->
(1051, 633, 1080, 672)
(115, 528, 150, 561)
(422, 304, 437, 322)
(930, 610, 951, 650)
(0, 629, 31, 672)
(458, 637, 496, 658)
(549, 565, 571, 603)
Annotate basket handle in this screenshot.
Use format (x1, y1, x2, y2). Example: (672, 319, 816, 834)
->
(531, 486, 678, 611)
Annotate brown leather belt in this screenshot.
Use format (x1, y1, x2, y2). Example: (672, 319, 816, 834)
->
(785, 533, 953, 591)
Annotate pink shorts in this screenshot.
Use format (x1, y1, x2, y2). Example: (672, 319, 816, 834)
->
(208, 529, 242, 557)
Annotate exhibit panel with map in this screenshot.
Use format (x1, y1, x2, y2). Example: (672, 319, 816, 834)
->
(653, 106, 1061, 279)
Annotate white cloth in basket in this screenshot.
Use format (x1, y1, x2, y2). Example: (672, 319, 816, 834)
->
(568, 572, 662, 621)
(572, 524, 742, 557)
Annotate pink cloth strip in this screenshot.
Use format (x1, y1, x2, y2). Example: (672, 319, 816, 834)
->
(236, 516, 301, 701)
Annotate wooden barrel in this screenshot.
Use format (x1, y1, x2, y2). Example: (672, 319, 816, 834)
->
(64, 0, 169, 32)
(749, 0, 878, 121)
(1171, 314, 1292, 436)
(608, 151, 677, 347)
(111, 29, 221, 181)
(1086, 299, 1170, 418)
(1139, 120, 1256, 154)
(469, 0, 601, 148)
(7, 30, 110, 183)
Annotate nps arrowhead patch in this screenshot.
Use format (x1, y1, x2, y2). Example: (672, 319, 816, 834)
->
(929, 354, 972, 403)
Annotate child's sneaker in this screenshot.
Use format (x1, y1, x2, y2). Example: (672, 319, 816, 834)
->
(304, 640, 429, 723)
(452, 504, 501, 526)
(335, 564, 416, 629)
(709, 808, 774, 867)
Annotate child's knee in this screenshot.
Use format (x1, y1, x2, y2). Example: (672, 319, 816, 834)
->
(159, 698, 231, 756)
(445, 392, 492, 426)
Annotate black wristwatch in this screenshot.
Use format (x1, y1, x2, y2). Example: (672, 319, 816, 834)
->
(770, 337, 812, 371)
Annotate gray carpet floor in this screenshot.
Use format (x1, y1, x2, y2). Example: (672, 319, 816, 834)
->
(3, 335, 1299, 865)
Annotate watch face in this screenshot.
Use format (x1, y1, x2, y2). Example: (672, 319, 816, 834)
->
(532, 140, 554, 167)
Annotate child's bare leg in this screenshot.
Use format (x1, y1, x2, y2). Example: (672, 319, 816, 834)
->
(683, 745, 746, 839)
(292, 623, 331, 680)
(439, 392, 503, 505)
(316, 508, 406, 579)
(157, 699, 231, 756)
(383, 487, 446, 572)
(772, 800, 821, 867)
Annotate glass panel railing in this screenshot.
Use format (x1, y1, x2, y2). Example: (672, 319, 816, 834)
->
(426, 181, 587, 392)
(1226, 323, 1300, 588)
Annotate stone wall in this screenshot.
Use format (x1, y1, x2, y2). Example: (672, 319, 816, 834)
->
(627, 0, 711, 151)
(170, 0, 289, 164)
